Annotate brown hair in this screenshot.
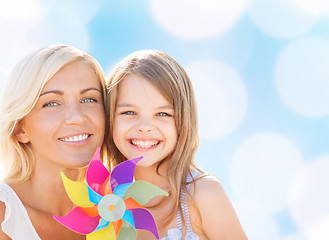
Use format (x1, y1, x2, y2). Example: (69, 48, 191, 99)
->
(105, 50, 201, 228)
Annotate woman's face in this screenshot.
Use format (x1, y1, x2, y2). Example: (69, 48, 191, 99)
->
(16, 61, 105, 170)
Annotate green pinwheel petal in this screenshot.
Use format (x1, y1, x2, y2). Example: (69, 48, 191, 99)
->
(116, 220, 136, 240)
(122, 180, 169, 205)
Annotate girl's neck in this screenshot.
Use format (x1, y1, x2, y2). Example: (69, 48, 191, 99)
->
(134, 161, 170, 190)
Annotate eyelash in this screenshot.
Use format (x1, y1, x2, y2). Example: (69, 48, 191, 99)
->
(81, 98, 97, 103)
(42, 102, 59, 108)
(42, 98, 97, 108)
(157, 112, 172, 117)
(120, 111, 172, 117)
(122, 111, 136, 115)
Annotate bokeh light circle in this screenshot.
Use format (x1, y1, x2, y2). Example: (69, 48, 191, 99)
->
(0, 67, 9, 96)
(149, 0, 247, 40)
(288, 0, 329, 16)
(275, 37, 329, 118)
(230, 133, 303, 212)
(233, 200, 281, 240)
(288, 155, 329, 238)
(186, 60, 248, 140)
(0, 0, 42, 20)
(247, 0, 317, 39)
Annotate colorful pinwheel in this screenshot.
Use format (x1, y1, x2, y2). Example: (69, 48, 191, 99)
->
(54, 148, 168, 240)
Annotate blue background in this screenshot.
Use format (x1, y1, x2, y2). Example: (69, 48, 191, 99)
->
(1, 0, 329, 239)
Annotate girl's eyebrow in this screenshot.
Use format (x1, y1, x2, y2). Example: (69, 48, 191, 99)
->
(40, 87, 101, 97)
(116, 103, 135, 108)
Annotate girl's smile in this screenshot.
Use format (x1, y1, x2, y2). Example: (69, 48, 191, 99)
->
(113, 74, 177, 167)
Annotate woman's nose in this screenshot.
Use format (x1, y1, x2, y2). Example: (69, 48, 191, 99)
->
(65, 104, 86, 125)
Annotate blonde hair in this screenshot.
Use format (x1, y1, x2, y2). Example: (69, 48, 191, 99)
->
(0, 45, 107, 183)
(106, 50, 201, 227)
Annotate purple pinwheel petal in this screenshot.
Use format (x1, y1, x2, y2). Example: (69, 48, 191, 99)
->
(53, 207, 101, 234)
(86, 148, 109, 195)
(130, 208, 159, 239)
(110, 156, 143, 190)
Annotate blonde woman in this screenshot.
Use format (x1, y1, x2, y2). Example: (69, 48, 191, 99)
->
(0, 45, 106, 239)
(105, 50, 247, 239)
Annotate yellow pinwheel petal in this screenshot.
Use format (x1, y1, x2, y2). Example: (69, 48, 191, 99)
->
(87, 222, 116, 240)
(60, 172, 94, 207)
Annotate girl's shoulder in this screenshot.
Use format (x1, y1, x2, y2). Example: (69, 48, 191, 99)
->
(188, 175, 248, 240)
(189, 173, 223, 196)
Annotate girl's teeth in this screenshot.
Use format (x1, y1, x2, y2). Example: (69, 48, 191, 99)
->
(132, 140, 159, 148)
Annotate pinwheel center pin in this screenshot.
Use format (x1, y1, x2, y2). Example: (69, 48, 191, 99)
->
(98, 194, 126, 222)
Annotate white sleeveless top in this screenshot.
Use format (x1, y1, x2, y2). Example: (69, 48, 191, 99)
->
(160, 172, 200, 240)
(0, 183, 41, 240)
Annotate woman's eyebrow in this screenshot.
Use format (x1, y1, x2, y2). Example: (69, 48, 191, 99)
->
(81, 87, 102, 94)
(40, 90, 63, 96)
(40, 88, 101, 97)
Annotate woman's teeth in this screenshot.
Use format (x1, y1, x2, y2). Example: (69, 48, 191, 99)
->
(131, 140, 159, 148)
(60, 134, 89, 142)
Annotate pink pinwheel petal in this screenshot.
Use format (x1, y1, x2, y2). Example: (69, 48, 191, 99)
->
(86, 148, 109, 195)
(110, 156, 143, 190)
(100, 174, 113, 196)
(130, 208, 159, 239)
(54, 207, 101, 234)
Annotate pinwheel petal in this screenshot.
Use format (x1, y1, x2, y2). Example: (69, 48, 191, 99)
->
(54, 207, 100, 234)
(100, 175, 113, 196)
(81, 206, 99, 217)
(122, 210, 135, 228)
(86, 148, 109, 195)
(124, 197, 143, 210)
(113, 219, 122, 235)
(123, 180, 169, 205)
(130, 208, 159, 239)
(116, 220, 137, 240)
(110, 156, 143, 190)
(86, 222, 116, 240)
(60, 172, 94, 208)
(94, 218, 109, 232)
(113, 182, 132, 198)
(87, 185, 103, 205)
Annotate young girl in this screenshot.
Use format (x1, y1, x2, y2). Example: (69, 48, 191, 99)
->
(0, 45, 106, 239)
(105, 50, 247, 239)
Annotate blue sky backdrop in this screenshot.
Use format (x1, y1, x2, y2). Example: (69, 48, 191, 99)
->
(1, 0, 329, 239)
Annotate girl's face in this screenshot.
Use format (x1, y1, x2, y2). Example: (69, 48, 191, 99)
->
(16, 61, 105, 170)
(113, 74, 177, 167)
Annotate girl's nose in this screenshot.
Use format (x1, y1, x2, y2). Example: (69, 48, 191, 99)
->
(137, 117, 153, 133)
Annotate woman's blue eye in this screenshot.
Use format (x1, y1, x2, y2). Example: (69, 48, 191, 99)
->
(82, 98, 96, 103)
(42, 102, 59, 108)
(157, 112, 171, 117)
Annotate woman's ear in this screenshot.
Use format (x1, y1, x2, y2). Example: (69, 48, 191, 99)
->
(14, 121, 30, 143)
